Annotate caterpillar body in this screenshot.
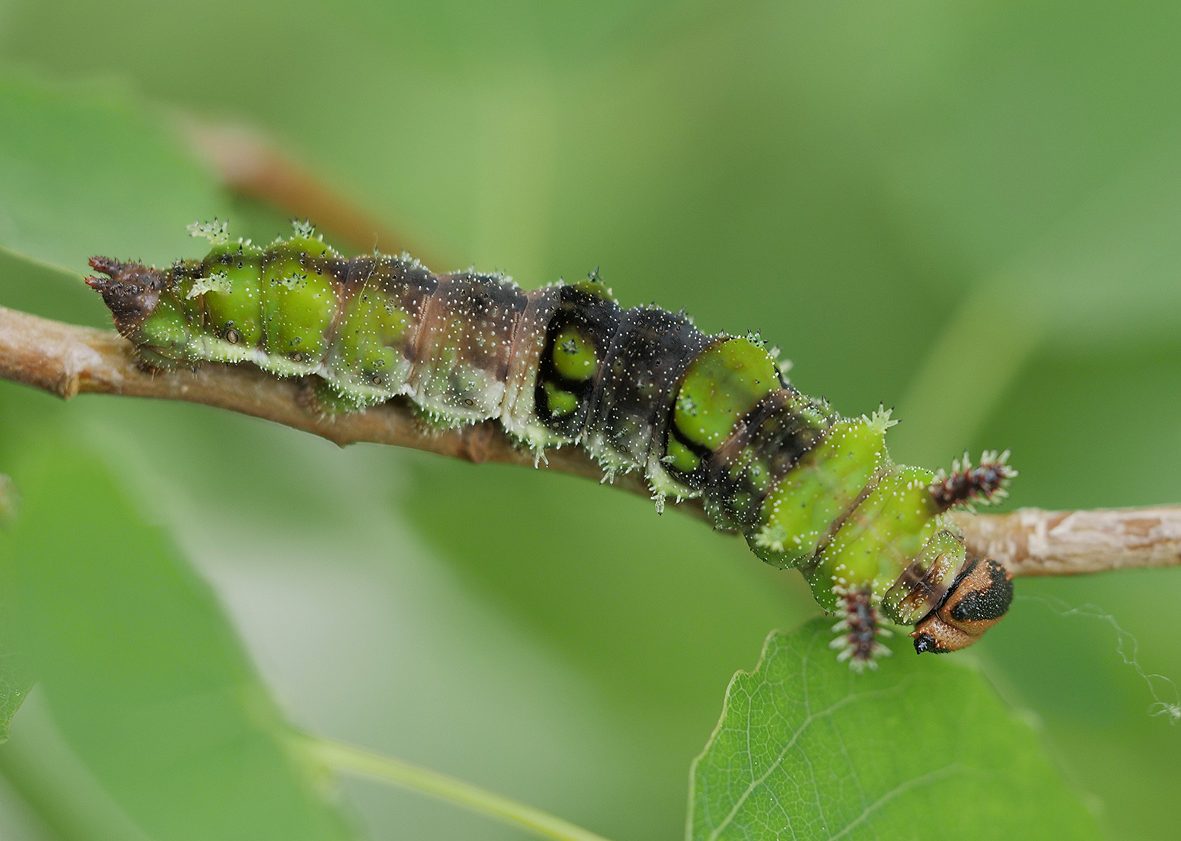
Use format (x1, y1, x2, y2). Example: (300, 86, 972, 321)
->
(87, 221, 1017, 666)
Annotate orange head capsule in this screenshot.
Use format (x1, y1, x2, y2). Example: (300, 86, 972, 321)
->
(912, 558, 1013, 654)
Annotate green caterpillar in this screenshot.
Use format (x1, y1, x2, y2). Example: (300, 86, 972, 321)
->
(87, 220, 1016, 667)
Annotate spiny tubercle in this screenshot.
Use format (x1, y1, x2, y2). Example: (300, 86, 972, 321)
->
(929, 450, 1017, 512)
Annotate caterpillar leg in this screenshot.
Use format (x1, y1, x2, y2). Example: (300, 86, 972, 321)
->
(296, 376, 359, 417)
(830, 585, 892, 671)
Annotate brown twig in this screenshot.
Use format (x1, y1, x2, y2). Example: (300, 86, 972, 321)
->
(2, 304, 1179, 578)
(0, 305, 648, 495)
(950, 507, 1181, 577)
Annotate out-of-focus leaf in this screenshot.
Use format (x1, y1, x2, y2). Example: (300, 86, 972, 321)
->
(0, 472, 32, 743)
(0, 474, 14, 525)
(0, 670, 31, 745)
(688, 620, 1100, 841)
(0, 74, 230, 275)
(0, 444, 354, 841)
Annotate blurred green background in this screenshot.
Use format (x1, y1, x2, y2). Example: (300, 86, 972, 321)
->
(0, 1, 1179, 839)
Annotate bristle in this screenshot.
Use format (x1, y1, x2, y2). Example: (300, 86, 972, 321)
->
(929, 450, 1017, 512)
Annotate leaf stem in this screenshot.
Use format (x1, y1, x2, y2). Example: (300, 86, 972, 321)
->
(298, 735, 616, 841)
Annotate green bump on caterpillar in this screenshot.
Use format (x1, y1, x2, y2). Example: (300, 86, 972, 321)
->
(551, 326, 598, 381)
(674, 338, 778, 452)
(86, 220, 1018, 667)
(260, 233, 338, 363)
(543, 382, 579, 417)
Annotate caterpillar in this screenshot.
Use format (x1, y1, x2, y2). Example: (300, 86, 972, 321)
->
(86, 220, 1017, 667)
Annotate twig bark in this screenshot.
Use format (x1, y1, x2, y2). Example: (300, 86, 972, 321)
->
(951, 507, 1181, 577)
(0, 305, 646, 493)
(2, 304, 1178, 578)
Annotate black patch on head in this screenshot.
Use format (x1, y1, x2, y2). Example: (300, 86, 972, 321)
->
(913, 633, 948, 654)
(950, 560, 1013, 622)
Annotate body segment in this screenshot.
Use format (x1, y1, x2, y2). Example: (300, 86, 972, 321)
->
(87, 223, 1016, 664)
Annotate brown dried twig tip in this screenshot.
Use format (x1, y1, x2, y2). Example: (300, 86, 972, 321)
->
(930, 450, 1017, 512)
(1, 304, 1179, 579)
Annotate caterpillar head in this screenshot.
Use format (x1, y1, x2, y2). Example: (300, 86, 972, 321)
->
(911, 558, 1013, 654)
(85, 256, 167, 337)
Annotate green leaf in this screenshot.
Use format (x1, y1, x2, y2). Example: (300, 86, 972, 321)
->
(0, 474, 14, 526)
(0, 73, 231, 276)
(0, 671, 31, 746)
(0, 444, 354, 841)
(0, 472, 33, 743)
(688, 620, 1100, 841)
